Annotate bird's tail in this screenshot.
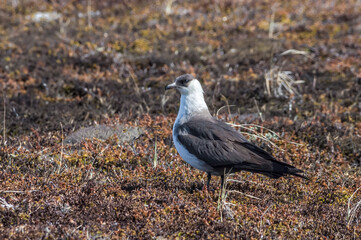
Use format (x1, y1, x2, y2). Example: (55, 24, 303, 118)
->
(284, 166, 309, 180)
(236, 160, 308, 180)
(258, 165, 308, 180)
(234, 142, 308, 180)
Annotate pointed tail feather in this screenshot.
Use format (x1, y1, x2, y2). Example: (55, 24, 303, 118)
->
(259, 165, 308, 180)
(237, 161, 308, 180)
(285, 166, 309, 180)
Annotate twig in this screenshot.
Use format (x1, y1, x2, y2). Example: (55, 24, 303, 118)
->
(230, 123, 280, 138)
(280, 49, 310, 58)
(259, 203, 274, 238)
(227, 190, 262, 200)
(58, 122, 64, 174)
(0, 197, 14, 209)
(230, 123, 303, 146)
(347, 186, 361, 225)
(216, 105, 236, 118)
(0, 190, 40, 194)
(254, 99, 264, 122)
(2, 84, 6, 146)
(268, 10, 275, 38)
(240, 132, 284, 151)
(126, 64, 140, 96)
(153, 138, 157, 168)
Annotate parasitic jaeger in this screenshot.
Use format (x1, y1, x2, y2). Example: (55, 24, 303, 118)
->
(165, 74, 307, 190)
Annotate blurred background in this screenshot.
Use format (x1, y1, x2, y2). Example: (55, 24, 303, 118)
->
(1, 0, 360, 136)
(1, 1, 361, 239)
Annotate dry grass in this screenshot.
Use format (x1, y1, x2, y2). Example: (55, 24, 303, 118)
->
(265, 68, 305, 98)
(347, 186, 361, 226)
(1, 0, 361, 238)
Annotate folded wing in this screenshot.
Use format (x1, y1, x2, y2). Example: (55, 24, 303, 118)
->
(176, 117, 306, 179)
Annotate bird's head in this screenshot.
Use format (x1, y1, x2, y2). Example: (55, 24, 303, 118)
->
(165, 74, 204, 96)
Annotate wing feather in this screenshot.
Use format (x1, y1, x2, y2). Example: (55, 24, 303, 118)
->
(177, 118, 260, 167)
(176, 117, 300, 176)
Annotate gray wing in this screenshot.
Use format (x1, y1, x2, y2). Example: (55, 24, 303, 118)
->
(177, 117, 305, 178)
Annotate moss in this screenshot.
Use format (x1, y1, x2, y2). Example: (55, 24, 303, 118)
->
(0, 0, 361, 238)
(132, 38, 152, 53)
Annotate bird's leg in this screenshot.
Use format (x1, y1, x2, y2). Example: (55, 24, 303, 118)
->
(206, 173, 212, 190)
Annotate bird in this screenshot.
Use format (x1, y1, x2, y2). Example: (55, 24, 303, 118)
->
(165, 74, 307, 191)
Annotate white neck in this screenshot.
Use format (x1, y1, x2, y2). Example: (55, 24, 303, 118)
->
(175, 92, 210, 124)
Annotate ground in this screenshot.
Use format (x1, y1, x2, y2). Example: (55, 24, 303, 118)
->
(0, 0, 361, 239)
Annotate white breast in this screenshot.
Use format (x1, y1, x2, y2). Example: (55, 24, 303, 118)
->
(171, 80, 214, 173)
(173, 132, 214, 173)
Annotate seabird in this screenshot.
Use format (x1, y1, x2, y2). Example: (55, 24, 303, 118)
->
(165, 74, 307, 190)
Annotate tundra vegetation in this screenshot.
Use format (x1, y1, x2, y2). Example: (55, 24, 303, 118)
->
(0, 0, 360, 239)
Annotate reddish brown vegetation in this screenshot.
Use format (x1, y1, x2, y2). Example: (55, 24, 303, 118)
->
(0, 0, 361, 239)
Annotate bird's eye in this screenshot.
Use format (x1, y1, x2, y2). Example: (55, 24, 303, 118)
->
(177, 77, 191, 86)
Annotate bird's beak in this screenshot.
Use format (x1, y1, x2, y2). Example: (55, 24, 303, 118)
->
(165, 82, 177, 90)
